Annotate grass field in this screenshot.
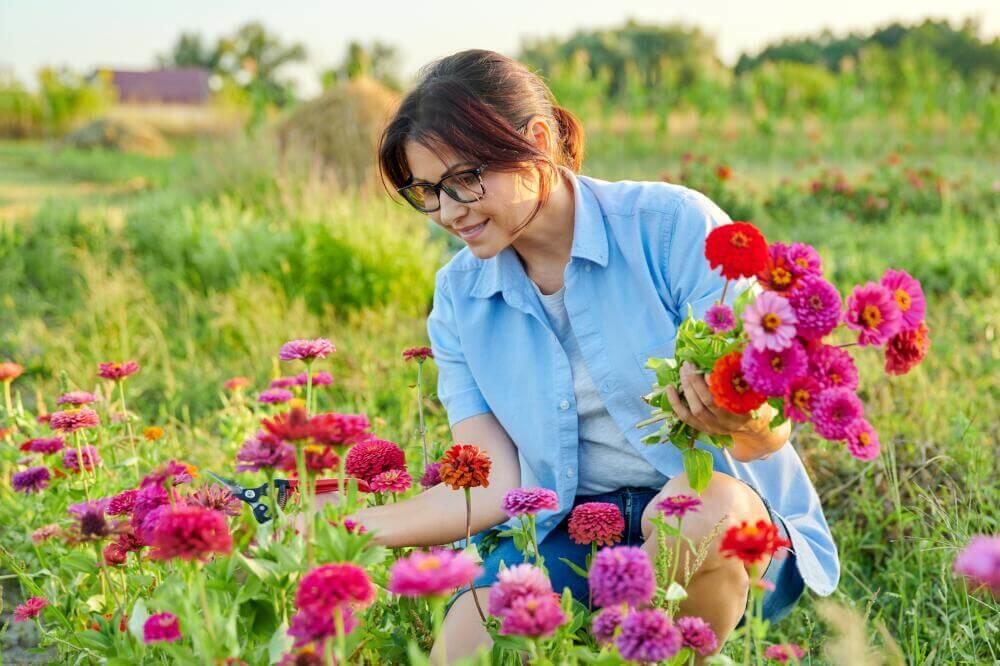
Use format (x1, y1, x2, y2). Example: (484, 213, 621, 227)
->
(0, 116, 997, 663)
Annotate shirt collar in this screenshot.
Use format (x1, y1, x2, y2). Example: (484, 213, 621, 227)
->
(470, 168, 608, 300)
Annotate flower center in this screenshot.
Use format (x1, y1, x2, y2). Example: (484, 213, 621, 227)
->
(795, 257, 811, 269)
(416, 557, 441, 571)
(772, 267, 792, 287)
(808, 295, 823, 310)
(762, 313, 782, 332)
(770, 356, 784, 372)
(792, 389, 811, 410)
(858, 432, 871, 446)
(729, 231, 750, 248)
(731, 374, 750, 395)
(860, 305, 882, 328)
(894, 288, 911, 311)
(829, 373, 842, 385)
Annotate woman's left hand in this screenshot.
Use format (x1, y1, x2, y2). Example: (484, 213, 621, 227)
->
(664, 361, 766, 437)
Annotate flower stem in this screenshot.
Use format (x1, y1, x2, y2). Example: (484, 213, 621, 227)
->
(464, 488, 486, 623)
(295, 444, 314, 566)
(118, 381, 138, 462)
(416, 361, 428, 469)
(719, 279, 730, 306)
(334, 607, 347, 664)
(743, 562, 758, 666)
(74, 431, 91, 501)
(194, 563, 218, 647)
(431, 597, 446, 665)
(305, 360, 314, 416)
(2, 379, 12, 422)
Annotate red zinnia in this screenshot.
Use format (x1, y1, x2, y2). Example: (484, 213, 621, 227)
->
(708, 351, 766, 414)
(402, 346, 434, 362)
(262, 407, 313, 442)
(884, 321, 930, 376)
(438, 444, 492, 489)
(308, 412, 371, 449)
(567, 502, 625, 546)
(704, 222, 768, 280)
(149, 505, 233, 561)
(344, 437, 406, 482)
(13, 596, 48, 621)
(720, 519, 790, 565)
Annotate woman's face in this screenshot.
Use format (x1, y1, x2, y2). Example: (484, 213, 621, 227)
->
(403, 140, 545, 259)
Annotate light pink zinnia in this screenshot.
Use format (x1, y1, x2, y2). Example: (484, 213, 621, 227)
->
(742, 291, 798, 351)
(844, 282, 901, 346)
(98, 361, 140, 381)
(369, 468, 413, 493)
(488, 564, 552, 616)
(501, 487, 560, 518)
(812, 387, 864, 440)
(844, 419, 880, 461)
(49, 408, 100, 433)
(705, 303, 736, 334)
(56, 391, 99, 406)
(953, 535, 1000, 596)
(740, 340, 808, 397)
(143, 612, 181, 643)
(279, 338, 335, 362)
(387, 548, 482, 598)
(880, 269, 926, 333)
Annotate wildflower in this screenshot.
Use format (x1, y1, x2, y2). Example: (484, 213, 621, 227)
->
(720, 520, 790, 565)
(880, 269, 926, 332)
(143, 612, 181, 643)
(258, 388, 294, 404)
(812, 387, 864, 440)
(107, 489, 139, 516)
(344, 437, 406, 482)
(402, 346, 434, 362)
(499, 593, 566, 637)
(420, 462, 442, 489)
(501, 487, 559, 518)
(708, 351, 766, 414)
(488, 564, 552, 616)
(844, 282, 901, 346)
(953, 535, 1000, 596)
(741, 341, 808, 397)
(589, 546, 656, 607)
(187, 484, 243, 517)
(387, 548, 482, 597)
(592, 605, 625, 644)
(56, 391, 99, 406)
(704, 222, 769, 280)
(0, 362, 24, 382)
(149, 505, 233, 561)
(279, 338, 335, 362)
(13, 597, 48, 622)
(294, 371, 333, 386)
(615, 608, 683, 663)
(656, 494, 702, 520)
(567, 502, 625, 547)
(787, 275, 842, 339)
(12, 466, 50, 494)
(19, 437, 65, 454)
(369, 468, 413, 493)
(705, 303, 736, 334)
(764, 643, 807, 662)
(784, 376, 822, 423)
(98, 361, 140, 381)
(63, 445, 101, 473)
(844, 419, 880, 461)
(743, 291, 798, 351)
(439, 444, 491, 489)
(223, 376, 251, 391)
(50, 408, 100, 433)
(676, 616, 719, 656)
(143, 426, 165, 441)
(884, 322, 931, 376)
(807, 343, 859, 391)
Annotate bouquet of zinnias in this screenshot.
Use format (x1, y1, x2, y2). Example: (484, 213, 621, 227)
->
(638, 221, 930, 491)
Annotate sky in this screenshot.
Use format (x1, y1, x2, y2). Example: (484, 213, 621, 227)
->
(2, 0, 996, 97)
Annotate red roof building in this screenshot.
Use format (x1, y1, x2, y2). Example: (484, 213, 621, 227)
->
(106, 68, 211, 104)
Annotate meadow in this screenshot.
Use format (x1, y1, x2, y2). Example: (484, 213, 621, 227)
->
(0, 108, 997, 664)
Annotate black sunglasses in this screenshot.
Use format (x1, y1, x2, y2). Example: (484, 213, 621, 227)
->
(397, 164, 488, 213)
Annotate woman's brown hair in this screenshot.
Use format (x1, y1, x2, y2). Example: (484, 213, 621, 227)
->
(377, 49, 584, 232)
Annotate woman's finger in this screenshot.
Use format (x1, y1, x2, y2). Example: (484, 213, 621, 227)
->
(680, 366, 718, 429)
(666, 385, 713, 433)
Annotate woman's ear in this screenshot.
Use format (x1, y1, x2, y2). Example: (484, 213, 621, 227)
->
(524, 115, 555, 156)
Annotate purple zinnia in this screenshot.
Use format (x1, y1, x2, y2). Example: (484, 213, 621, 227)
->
(268, 376, 299, 389)
(787, 275, 842, 340)
(499, 593, 565, 637)
(592, 605, 625, 644)
(143, 612, 181, 644)
(807, 343, 859, 391)
(615, 608, 682, 663)
(56, 391, 99, 406)
(844, 282, 901, 346)
(21, 437, 65, 454)
(589, 546, 656, 608)
(656, 494, 702, 520)
(676, 616, 719, 656)
(812, 387, 864, 440)
(741, 340, 808, 397)
(501, 487, 560, 518)
(236, 432, 296, 472)
(953, 535, 1000, 597)
(705, 303, 736, 334)
(63, 445, 101, 473)
(12, 466, 50, 493)
(50, 408, 100, 433)
(279, 338, 336, 362)
(258, 388, 294, 404)
(742, 291, 798, 351)
(488, 564, 552, 616)
(844, 419, 880, 461)
(419, 462, 442, 489)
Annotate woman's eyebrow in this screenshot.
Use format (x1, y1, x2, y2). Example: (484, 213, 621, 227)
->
(411, 161, 475, 184)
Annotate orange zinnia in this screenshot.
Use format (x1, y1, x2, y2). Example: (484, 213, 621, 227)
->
(439, 444, 491, 490)
(708, 352, 765, 414)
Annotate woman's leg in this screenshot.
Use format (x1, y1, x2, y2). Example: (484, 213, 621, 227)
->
(430, 587, 493, 665)
(640, 471, 773, 648)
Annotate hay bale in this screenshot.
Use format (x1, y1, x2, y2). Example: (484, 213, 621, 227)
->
(274, 76, 400, 189)
(61, 117, 170, 156)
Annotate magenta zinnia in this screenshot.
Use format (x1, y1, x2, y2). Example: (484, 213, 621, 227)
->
(880, 268, 926, 332)
(257, 388, 294, 404)
(387, 548, 482, 597)
(20, 436, 65, 454)
(49, 408, 100, 433)
(345, 437, 406, 482)
(589, 546, 657, 608)
(63, 445, 101, 473)
(807, 343, 859, 391)
(107, 488, 139, 516)
(149, 505, 233, 561)
(844, 419, 880, 461)
(13, 596, 48, 622)
(56, 391, 99, 406)
(705, 303, 736, 334)
(784, 375, 822, 423)
(499, 593, 566, 637)
(12, 466, 50, 493)
(592, 605, 625, 645)
(143, 612, 181, 643)
(676, 616, 719, 656)
(236, 431, 296, 472)
(279, 338, 335, 361)
(419, 461, 442, 489)
(501, 487, 560, 518)
(98, 361, 140, 381)
(787, 274, 841, 339)
(568, 502, 625, 546)
(288, 607, 356, 648)
(402, 346, 434, 362)
(844, 282, 901, 346)
(488, 564, 552, 616)
(953, 535, 1000, 597)
(615, 608, 683, 663)
(812, 387, 864, 440)
(741, 341, 807, 397)
(656, 494, 702, 520)
(296, 563, 376, 611)
(742, 291, 798, 351)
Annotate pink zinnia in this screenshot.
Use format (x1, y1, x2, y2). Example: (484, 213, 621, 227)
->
(236, 432, 295, 472)
(149, 505, 233, 561)
(141, 460, 195, 487)
(488, 564, 552, 616)
(589, 546, 656, 608)
(288, 606, 356, 648)
(592, 605, 625, 644)
(98, 361, 140, 381)
(615, 608, 682, 663)
(656, 494, 702, 520)
(344, 437, 406, 482)
(742, 291, 798, 351)
(568, 502, 624, 546)
(296, 563, 376, 612)
(13, 596, 49, 622)
(676, 615, 719, 656)
(187, 484, 243, 517)
(63, 445, 101, 473)
(787, 275, 841, 339)
(785, 375, 822, 423)
(812, 387, 864, 440)
(844, 419, 880, 461)
(402, 346, 434, 362)
(741, 340, 808, 397)
(369, 468, 413, 493)
(131, 483, 175, 544)
(295, 371, 333, 386)
(12, 466, 50, 493)
(880, 269, 925, 333)
(107, 488, 139, 515)
(269, 376, 298, 389)
(844, 282, 901, 346)
(705, 303, 736, 334)
(501, 487, 560, 518)
(953, 535, 1000, 596)
(764, 643, 807, 662)
(56, 391, 99, 406)
(420, 462, 442, 489)
(279, 338, 335, 361)
(499, 593, 565, 637)
(786, 242, 823, 278)
(143, 612, 181, 643)
(387, 548, 482, 598)
(49, 408, 100, 433)
(807, 343, 859, 391)
(258, 388, 294, 404)
(20, 437, 65, 454)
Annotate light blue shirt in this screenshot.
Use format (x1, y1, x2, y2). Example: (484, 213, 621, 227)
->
(426, 169, 840, 596)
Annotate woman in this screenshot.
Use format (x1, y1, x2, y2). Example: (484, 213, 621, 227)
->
(343, 49, 839, 662)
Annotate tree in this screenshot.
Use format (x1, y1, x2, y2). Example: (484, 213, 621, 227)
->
(320, 41, 403, 91)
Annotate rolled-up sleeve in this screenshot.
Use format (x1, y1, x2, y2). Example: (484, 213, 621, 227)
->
(426, 272, 491, 427)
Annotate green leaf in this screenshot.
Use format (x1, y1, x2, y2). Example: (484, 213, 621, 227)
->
(558, 557, 589, 580)
(682, 447, 714, 494)
(267, 622, 293, 664)
(76, 630, 112, 652)
(127, 598, 149, 641)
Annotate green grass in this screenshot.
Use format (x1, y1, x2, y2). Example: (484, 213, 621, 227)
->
(0, 121, 997, 663)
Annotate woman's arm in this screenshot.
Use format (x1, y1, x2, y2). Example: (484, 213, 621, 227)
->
(341, 412, 521, 549)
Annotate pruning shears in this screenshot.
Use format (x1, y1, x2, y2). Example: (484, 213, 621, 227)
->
(206, 471, 370, 524)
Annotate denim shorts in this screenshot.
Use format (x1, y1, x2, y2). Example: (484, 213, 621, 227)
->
(448, 484, 805, 624)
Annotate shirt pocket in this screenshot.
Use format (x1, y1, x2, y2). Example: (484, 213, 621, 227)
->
(634, 338, 676, 382)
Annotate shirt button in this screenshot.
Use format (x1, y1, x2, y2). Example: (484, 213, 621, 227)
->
(559, 399, 570, 410)
(566, 468, 575, 478)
